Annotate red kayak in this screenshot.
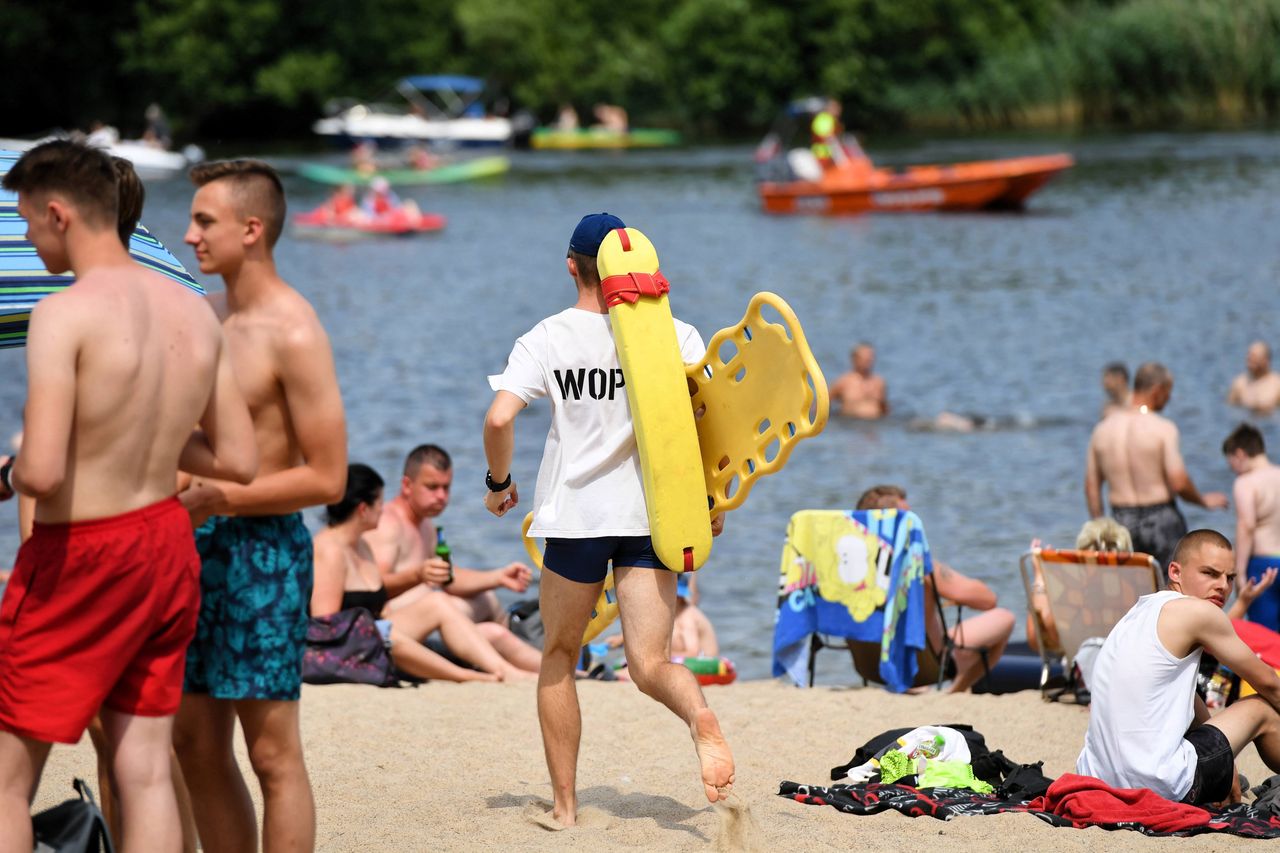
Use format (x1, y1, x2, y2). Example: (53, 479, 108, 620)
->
(292, 206, 446, 238)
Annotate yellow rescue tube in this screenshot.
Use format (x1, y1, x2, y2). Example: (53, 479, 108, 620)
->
(597, 227, 712, 572)
(521, 512, 618, 644)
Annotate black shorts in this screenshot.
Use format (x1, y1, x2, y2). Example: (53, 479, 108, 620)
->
(543, 536, 668, 584)
(1111, 501, 1187, 571)
(1181, 724, 1234, 805)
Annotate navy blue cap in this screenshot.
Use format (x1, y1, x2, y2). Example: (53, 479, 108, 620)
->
(569, 212, 626, 257)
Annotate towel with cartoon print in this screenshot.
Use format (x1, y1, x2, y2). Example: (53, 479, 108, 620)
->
(772, 509, 932, 691)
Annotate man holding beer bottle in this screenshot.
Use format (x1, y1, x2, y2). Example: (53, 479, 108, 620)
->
(363, 445, 538, 665)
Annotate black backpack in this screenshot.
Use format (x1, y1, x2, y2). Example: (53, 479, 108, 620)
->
(33, 778, 114, 853)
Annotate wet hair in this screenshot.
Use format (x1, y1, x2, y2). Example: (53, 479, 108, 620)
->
(856, 484, 906, 510)
(1102, 362, 1128, 381)
(568, 249, 601, 287)
(2, 140, 118, 230)
(1169, 529, 1233, 579)
(1133, 361, 1171, 393)
(325, 463, 384, 526)
(403, 444, 452, 478)
(1075, 517, 1132, 552)
(113, 157, 144, 246)
(1223, 422, 1266, 458)
(188, 159, 286, 248)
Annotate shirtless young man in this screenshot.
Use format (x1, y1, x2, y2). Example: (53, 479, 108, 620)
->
(1224, 423, 1280, 629)
(854, 485, 1014, 692)
(0, 141, 257, 853)
(173, 160, 347, 853)
(830, 342, 888, 419)
(482, 213, 734, 825)
(1228, 341, 1280, 413)
(1078, 530, 1280, 804)
(1085, 361, 1227, 569)
(362, 444, 540, 675)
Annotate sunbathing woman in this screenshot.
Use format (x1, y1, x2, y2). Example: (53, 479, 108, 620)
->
(311, 464, 534, 682)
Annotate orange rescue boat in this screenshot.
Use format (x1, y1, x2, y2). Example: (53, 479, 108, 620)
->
(759, 152, 1074, 215)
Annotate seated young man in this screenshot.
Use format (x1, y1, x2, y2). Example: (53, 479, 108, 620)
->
(1078, 529, 1280, 804)
(855, 485, 1015, 693)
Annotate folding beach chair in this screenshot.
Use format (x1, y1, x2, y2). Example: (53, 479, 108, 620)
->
(1019, 547, 1162, 700)
(774, 508, 981, 691)
(847, 585, 990, 691)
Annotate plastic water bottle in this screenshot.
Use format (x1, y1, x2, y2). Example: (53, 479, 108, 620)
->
(436, 527, 454, 586)
(913, 734, 946, 760)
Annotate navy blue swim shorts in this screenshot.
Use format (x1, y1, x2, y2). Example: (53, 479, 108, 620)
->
(543, 536, 668, 584)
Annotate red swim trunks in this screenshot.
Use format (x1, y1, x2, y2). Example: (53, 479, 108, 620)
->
(0, 497, 200, 744)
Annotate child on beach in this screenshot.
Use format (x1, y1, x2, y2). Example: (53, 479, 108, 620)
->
(482, 213, 735, 826)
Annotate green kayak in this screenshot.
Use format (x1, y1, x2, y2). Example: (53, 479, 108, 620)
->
(530, 128, 682, 150)
(297, 155, 510, 187)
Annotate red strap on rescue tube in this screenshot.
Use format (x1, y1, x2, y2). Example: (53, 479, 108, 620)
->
(616, 227, 632, 251)
(683, 548, 694, 572)
(600, 269, 670, 308)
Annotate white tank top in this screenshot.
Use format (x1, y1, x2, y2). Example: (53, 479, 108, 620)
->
(1076, 590, 1201, 801)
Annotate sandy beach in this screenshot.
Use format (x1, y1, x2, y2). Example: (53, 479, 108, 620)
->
(33, 679, 1271, 851)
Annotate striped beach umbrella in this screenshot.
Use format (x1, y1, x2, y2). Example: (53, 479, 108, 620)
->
(0, 148, 201, 348)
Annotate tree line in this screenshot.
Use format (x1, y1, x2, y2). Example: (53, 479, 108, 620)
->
(3, 0, 1277, 143)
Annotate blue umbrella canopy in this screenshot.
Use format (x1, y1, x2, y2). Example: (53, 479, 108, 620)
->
(0, 149, 202, 348)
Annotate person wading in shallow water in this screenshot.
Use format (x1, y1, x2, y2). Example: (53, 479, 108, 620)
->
(1086, 361, 1227, 570)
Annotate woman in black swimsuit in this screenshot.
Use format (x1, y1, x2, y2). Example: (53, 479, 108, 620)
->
(311, 464, 524, 682)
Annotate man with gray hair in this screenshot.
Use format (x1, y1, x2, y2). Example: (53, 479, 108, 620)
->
(1085, 362, 1227, 569)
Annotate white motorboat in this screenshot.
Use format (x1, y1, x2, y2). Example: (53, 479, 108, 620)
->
(0, 133, 203, 179)
(313, 75, 513, 148)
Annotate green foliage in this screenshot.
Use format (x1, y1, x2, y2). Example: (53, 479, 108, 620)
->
(659, 0, 799, 132)
(902, 0, 1280, 129)
(1, 0, 1276, 140)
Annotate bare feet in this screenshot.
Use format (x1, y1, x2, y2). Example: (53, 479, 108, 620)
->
(691, 707, 735, 802)
(462, 671, 500, 683)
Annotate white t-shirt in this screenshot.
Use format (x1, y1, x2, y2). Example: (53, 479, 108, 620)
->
(1076, 590, 1201, 801)
(489, 307, 705, 538)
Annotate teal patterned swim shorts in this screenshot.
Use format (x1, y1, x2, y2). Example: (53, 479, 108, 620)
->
(184, 513, 313, 701)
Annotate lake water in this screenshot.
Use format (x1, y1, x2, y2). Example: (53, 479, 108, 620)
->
(1, 132, 1277, 682)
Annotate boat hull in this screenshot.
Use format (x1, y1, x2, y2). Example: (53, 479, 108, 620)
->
(297, 156, 510, 187)
(759, 153, 1073, 214)
(530, 128, 681, 150)
(291, 209, 446, 239)
(313, 114, 512, 148)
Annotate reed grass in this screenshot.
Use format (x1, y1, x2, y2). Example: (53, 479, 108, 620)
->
(893, 0, 1280, 129)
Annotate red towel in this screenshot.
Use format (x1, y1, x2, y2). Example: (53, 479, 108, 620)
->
(1028, 774, 1216, 833)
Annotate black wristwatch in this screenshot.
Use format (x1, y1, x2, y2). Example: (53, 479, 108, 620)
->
(485, 470, 511, 492)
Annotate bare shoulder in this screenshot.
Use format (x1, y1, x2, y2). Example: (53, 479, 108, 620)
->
(1154, 413, 1179, 437)
(269, 284, 330, 355)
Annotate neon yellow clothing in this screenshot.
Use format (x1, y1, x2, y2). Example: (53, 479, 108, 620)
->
(811, 111, 836, 160)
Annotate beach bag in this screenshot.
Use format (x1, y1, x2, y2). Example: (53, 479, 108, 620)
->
(302, 608, 396, 687)
(32, 778, 114, 853)
(508, 598, 545, 649)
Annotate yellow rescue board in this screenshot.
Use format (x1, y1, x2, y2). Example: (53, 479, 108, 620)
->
(689, 292, 829, 514)
(597, 227, 711, 573)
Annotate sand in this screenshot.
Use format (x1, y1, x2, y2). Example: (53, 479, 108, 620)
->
(34, 680, 1271, 851)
